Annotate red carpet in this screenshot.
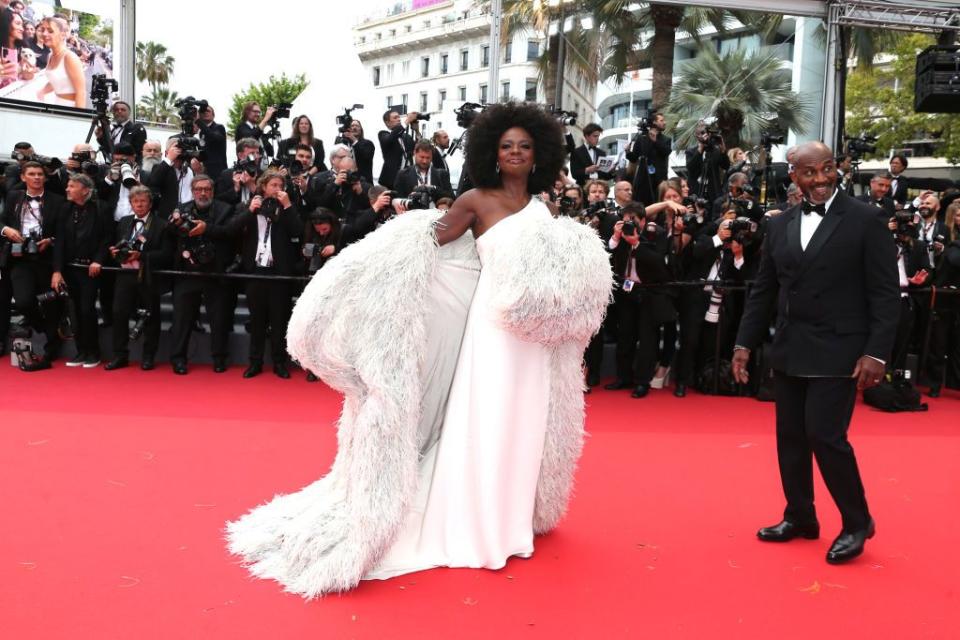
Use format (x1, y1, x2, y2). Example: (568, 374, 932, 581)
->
(1, 364, 958, 638)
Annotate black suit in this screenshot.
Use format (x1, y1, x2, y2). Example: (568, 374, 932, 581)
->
(97, 120, 148, 159)
(352, 138, 376, 185)
(236, 121, 275, 158)
(1, 190, 65, 357)
(197, 121, 229, 178)
(392, 165, 453, 201)
(685, 145, 730, 204)
(570, 144, 612, 186)
(378, 125, 414, 189)
(888, 174, 909, 205)
(625, 131, 671, 206)
(735, 191, 900, 532)
(146, 160, 191, 217)
(277, 138, 328, 173)
(857, 194, 896, 220)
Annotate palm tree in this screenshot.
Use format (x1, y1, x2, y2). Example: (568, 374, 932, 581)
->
(665, 46, 812, 149)
(135, 41, 176, 95)
(138, 87, 180, 124)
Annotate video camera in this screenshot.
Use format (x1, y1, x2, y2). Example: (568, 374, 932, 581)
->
(547, 104, 577, 127)
(173, 96, 207, 160)
(114, 236, 144, 263)
(726, 216, 758, 244)
(391, 184, 437, 210)
(760, 132, 785, 147)
(845, 133, 878, 159)
(699, 117, 724, 149)
(233, 153, 260, 178)
(635, 111, 653, 136)
(454, 102, 486, 129)
(337, 104, 364, 134)
(90, 74, 118, 117)
(264, 102, 294, 143)
(893, 210, 920, 241)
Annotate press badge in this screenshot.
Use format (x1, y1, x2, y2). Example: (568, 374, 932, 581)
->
(622, 279, 635, 292)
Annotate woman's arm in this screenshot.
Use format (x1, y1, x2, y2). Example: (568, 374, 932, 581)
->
(65, 52, 85, 108)
(433, 190, 478, 246)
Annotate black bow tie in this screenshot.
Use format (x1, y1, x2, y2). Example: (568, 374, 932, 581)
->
(27, 195, 42, 203)
(802, 201, 826, 216)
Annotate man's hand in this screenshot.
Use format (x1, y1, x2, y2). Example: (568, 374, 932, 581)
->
(371, 191, 392, 213)
(88, 262, 102, 278)
(188, 220, 207, 237)
(51, 271, 65, 291)
(717, 220, 732, 242)
(351, 181, 363, 195)
(404, 112, 418, 126)
(613, 219, 624, 241)
(249, 195, 263, 213)
(2, 227, 24, 243)
(320, 245, 336, 258)
(276, 191, 292, 210)
(189, 157, 204, 175)
(166, 144, 182, 162)
(908, 269, 929, 286)
(232, 172, 245, 191)
(65, 156, 81, 171)
(334, 170, 347, 186)
(126, 250, 141, 263)
(585, 164, 599, 174)
(37, 238, 53, 253)
(887, 217, 897, 232)
(852, 356, 885, 390)
(394, 200, 408, 215)
(664, 200, 686, 215)
(732, 347, 750, 384)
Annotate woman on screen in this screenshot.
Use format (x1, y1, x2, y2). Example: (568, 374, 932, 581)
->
(35, 15, 85, 108)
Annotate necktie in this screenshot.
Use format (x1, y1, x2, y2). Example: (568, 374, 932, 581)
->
(802, 201, 826, 216)
(27, 195, 41, 203)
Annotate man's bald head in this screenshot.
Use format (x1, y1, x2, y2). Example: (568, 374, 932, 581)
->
(790, 142, 838, 204)
(793, 141, 834, 165)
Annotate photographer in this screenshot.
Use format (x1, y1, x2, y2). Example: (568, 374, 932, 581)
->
(1, 160, 65, 363)
(836, 153, 856, 195)
(857, 173, 896, 219)
(338, 119, 375, 184)
(604, 203, 676, 398)
(886, 210, 931, 373)
(430, 129, 451, 173)
(303, 145, 371, 222)
(95, 101, 146, 160)
(888, 154, 910, 207)
(235, 102, 277, 158)
(2, 142, 35, 195)
(582, 179, 620, 242)
(277, 115, 327, 175)
(104, 186, 172, 371)
(52, 173, 111, 368)
(165, 175, 237, 375)
(393, 140, 453, 201)
(571, 123, 612, 187)
(378, 108, 419, 189)
(625, 111, 672, 206)
(301, 208, 340, 275)
(196, 104, 228, 178)
(228, 170, 302, 379)
(926, 201, 960, 396)
(685, 120, 729, 205)
(711, 172, 757, 221)
(147, 136, 204, 217)
(216, 138, 262, 206)
(63, 143, 102, 182)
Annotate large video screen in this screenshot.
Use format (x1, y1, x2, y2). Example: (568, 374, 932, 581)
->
(0, 0, 114, 111)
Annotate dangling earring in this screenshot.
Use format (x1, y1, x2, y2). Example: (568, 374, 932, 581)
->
(496, 162, 500, 174)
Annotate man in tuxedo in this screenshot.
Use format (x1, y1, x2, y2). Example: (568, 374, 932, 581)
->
(302, 144, 372, 222)
(393, 140, 453, 201)
(95, 101, 147, 160)
(732, 142, 900, 564)
(858, 173, 896, 219)
(0, 161, 65, 362)
(377, 108, 419, 189)
(570, 123, 612, 186)
(431, 130, 451, 174)
(196, 104, 228, 178)
(888, 154, 910, 207)
(104, 186, 173, 371)
(625, 111, 672, 207)
(685, 123, 729, 205)
(148, 137, 203, 217)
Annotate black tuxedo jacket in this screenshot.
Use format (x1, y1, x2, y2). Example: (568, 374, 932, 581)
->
(230, 205, 302, 276)
(277, 138, 328, 173)
(2, 190, 65, 239)
(303, 171, 372, 217)
(236, 122, 274, 158)
(888, 174, 910, 205)
(570, 144, 612, 186)
(392, 165, 453, 200)
(431, 147, 450, 174)
(97, 120, 148, 159)
(146, 160, 189, 217)
(198, 121, 229, 178)
(377, 126, 414, 189)
(625, 132, 671, 205)
(53, 199, 112, 271)
(113, 213, 173, 272)
(611, 231, 677, 324)
(857, 194, 896, 220)
(165, 199, 239, 272)
(735, 191, 900, 376)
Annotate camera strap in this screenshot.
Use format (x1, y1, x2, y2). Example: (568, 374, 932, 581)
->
(256, 218, 273, 267)
(19, 196, 42, 235)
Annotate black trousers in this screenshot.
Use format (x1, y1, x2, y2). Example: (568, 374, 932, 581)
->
(0, 267, 11, 351)
(613, 288, 659, 385)
(675, 289, 707, 386)
(246, 269, 291, 364)
(890, 296, 914, 372)
(98, 269, 116, 324)
(773, 373, 870, 531)
(63, 267, 101, 358)
(926, 308, 960, 389)
(9, 258, 61, 357)
(170, 277, 229, 363)
(111, 270, 162, 359)
(584, 331, 604, 379)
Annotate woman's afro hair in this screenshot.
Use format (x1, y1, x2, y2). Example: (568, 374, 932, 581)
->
(465, 101, 566, 194)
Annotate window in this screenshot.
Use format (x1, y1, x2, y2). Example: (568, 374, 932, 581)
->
(420, 91, 428, 113)
(401, 93, 408, 107)
(401, 60, 411, 78)
(481, 45, 490, 68)
(440, 53, 448, 75)
(421, 56, 430, 78)
(479, 83, 488, 103)
(525, 78, 537, 102)
(458, 85, 467, 101)
(373, 66, 380, 87)
(405, 24, 412, 33)
(526, 39, 539, 61)
(386, 95, 393, 108)
(359, 36, 366, 44)
(438, 89, 447, 107)
(504, 41, 512, 64)
(386, 62, 395, 81)
(501, 80, 510, 100)
(389, 28, 396, 37)
(460, 49, 469, 71)
(375, 32, 381, 40)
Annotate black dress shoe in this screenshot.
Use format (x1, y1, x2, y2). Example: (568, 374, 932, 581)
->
(826, 520, 875, 564)
(631, 383, 650, 399)
(604, 379, 632, 391)
(928, 384, 941, 398)
(273, 363, 290, 379)
(757, 519, 820, 542)
(306, 372, 319, 383)
(674, 383, 687, 398)
(586, 372, 600, 387)
(243, 363, 262, 379)
(172, 361, 188, 375)
(213, 357, 227, 373)
(104, 357, 129, 371)
(141, 356, 155, 371)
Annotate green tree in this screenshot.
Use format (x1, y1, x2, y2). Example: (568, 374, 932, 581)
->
(227, 73, 309, 134)
(845, 33, 960, 165)
(135, 41, 176, 95)
(665, 46, 812, 149)
(138, 87, 180, 124)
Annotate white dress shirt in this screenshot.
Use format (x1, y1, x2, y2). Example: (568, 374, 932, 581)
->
(800, 189, 839, 251)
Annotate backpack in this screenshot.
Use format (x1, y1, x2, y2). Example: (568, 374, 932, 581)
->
(863, 376, 928, 412)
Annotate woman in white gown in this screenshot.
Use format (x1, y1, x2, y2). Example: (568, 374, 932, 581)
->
(34, 16, 85, 109)
(227, 103, 612, 598)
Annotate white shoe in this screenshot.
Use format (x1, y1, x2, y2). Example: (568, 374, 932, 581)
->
(650, 366, 670, 389)
(82, 357, 101, 368)
(65, 354, 85, 367)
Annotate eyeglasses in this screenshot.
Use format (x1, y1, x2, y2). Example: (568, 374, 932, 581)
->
(192, 186, 214, 193)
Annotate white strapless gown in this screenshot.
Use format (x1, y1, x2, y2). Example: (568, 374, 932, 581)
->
(364, 200, 552, 580)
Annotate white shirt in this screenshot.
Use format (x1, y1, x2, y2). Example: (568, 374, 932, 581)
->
(897, 249, 909, 296)
(111, 121, 126, 145)
(123, 214, 150, 270)
(255, 215, 274, 268)
(799, 189, 839, 251)
(163, 158, 195, 206)
(20, 193, 44, 237)
(608, 236, 640, 283)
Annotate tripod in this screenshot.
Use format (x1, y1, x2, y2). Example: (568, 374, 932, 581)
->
(85, 109, 113, 162)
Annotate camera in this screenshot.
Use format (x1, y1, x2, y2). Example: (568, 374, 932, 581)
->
(71, 152, 100, 178)
(547, 105, 577, 126)
(635, 111, 652, 135)
(392, 184, 437, 210)
(234, 153, 260, 178)
(174, 134, 203, 160)
(681, 212, 705, 235)
(621, 220, 637, 236)
(90, 74, 118, 116)
(699, 117, 724, 149)
(302, 243, 328, 274)
(31, 155, 63, 171)
(337, 103, 364, 134)
(168, 208, 199, 237)
(11, 229, 41, 257)
(761, 132, 785, 147)
(558, 195, 577, 213)
(129, 309, 152, 341)
(258, 197, 281, 222)
(683, 196, 709, 210)
(727, 217, 758, 241)
(114, 236, 144, 263)
(412, 112, 431, 122)
(454, 102, 485, 129)
(339, 170, 362, 188)
(36, 283, 69, 307)
(894, 210, 919, 240)
(845, 133, 878, 158)
(118, 162, 138, 188)
(272, 102, 293, 120)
